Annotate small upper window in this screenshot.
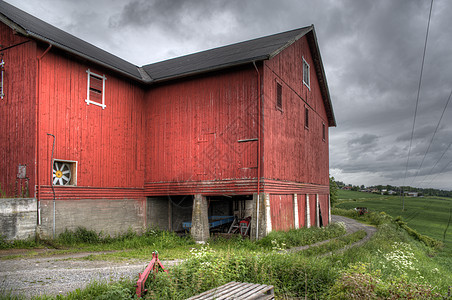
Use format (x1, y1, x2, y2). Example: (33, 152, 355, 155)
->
(85, 69, 106, 109)
(322, 123, 326, 141)
(0, 59, 4, 100)
(302, 57, 310, 90)
(305, 107, 309, 129)
(276, 82, 282, 110)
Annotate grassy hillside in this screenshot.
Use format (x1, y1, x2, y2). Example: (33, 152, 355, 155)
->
(336, 189, 452, 267)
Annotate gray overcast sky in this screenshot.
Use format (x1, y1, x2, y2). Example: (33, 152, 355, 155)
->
(6, 0, 452, 190)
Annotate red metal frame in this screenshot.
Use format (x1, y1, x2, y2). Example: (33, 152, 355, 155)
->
(136, 251, 169, 298)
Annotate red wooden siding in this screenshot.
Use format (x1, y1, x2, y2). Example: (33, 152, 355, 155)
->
(0, 23, 37, 197)
(262, 35, 329, 188)
(145, 67, 258, 195)
(297, 194, 306, 227)
(270, 194, 294, 231)
(37, 50, 145, 195)
(309, 194, 316, 227)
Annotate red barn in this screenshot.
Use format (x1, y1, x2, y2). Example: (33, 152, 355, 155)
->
(0, 2, 335, 241)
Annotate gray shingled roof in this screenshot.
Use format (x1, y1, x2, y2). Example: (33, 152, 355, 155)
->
(142, 27, 311, 82)
(0, 1, 335, 126)
(0, 0, 141, 79)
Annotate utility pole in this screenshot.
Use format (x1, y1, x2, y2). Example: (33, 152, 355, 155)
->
(401, 187, 405, 211)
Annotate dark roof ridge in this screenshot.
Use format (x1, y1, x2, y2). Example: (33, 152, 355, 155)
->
(142, 26, 311, 69)
(142, 26, 312, 82)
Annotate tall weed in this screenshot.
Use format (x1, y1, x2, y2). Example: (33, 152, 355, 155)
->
(0, 235, 41, 249)
(258, 223, 347, 249)
(146, 244, 337, 299)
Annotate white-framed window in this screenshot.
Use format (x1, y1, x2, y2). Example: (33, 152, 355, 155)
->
(1, 59, 5, 100)
(85, 69, 106, 109)
(302, 57, 310, 90)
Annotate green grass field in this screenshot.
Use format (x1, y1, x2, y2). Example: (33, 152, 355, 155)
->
(336, 189, 452, 260)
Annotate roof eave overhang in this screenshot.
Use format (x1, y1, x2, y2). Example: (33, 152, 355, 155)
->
(27, 31, 150, 83)
(306, 28, 336, 127)
(0, 13, 27, 36)
(0, 13, 150, 83)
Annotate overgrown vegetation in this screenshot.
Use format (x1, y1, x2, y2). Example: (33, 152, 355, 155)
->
(54, 226, 196, 260)
(257, 222, 346, 249)
(0, 235, 41, 250)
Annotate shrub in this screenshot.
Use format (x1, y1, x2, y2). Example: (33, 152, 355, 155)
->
(328, 262, 442, 299)
(57, 227, 100, 245)
(394, 217, 443, 249)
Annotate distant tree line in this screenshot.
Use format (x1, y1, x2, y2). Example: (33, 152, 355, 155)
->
(330, 178, 452, 198)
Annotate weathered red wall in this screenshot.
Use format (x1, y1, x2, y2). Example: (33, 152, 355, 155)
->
(0, 23, 37, 197)
(270, 194, 294, 231)
(263, 35, 329, 188)
(297, 194, 306, 227)
(309, 194, 317, 227)
(145, 67, 259, 196)
(36, 47, 145, 199)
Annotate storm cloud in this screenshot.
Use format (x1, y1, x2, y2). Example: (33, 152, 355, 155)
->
(7, 0, 452, 189)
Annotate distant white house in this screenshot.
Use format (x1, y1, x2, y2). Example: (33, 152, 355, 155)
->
(405, 192, 419, 197)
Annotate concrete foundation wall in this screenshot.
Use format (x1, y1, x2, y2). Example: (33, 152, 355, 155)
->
(147, 197, 170, 230)
(39, 198, 146, 238)
(0, 198, 37, 240)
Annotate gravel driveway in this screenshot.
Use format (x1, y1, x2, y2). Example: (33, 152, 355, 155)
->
(0, 252, 179, 298)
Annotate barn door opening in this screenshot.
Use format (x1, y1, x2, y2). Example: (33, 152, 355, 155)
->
(318, 202, 323, 227)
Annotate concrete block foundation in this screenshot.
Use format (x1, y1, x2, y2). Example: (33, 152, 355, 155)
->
(0, 198, 36, 240)
(39, 198, 146, 239)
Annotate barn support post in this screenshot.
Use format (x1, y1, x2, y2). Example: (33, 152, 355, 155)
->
(293, 194, 299, 229)
(305, 194, 310, 228)
(251, 193, 271, 240)
(316, 194, 320, 227)
(265, 193, 272, 234)
(191, 194, 209, 243)
(328, 194, 331, 224)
